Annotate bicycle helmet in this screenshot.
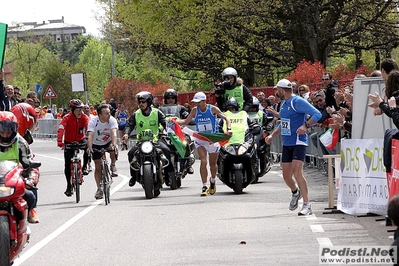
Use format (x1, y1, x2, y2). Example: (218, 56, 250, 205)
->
(136, 91, 153, 106)
(11, 103, 37, 136)
(251, 96, 260, 112)
(163, 88, 178, 104)
(69, 99, 84, 110)
(0, 112, 18, 147)
(225, 97, 240, 111)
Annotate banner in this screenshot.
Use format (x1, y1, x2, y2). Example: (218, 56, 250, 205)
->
(0, 23, 7, 69)
(337, 139, 388, 215)
(387, 139, 399, 199)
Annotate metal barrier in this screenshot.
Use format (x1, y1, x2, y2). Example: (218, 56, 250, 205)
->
(33, 119, 60, 138)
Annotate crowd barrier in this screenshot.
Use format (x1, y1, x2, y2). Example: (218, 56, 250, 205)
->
(33, 119, 60, 138)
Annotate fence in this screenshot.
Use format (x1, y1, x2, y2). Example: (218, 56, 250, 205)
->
(33, 119, 60, 138)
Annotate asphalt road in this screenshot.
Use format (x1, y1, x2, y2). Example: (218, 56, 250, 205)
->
(12, 139, 395, 266)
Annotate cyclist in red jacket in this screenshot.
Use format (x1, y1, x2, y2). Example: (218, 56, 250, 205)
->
(57, 99, 89, 197)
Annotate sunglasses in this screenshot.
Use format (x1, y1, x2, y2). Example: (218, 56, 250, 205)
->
(322, 78, 330, 81)
(14, 93, 21, 96)
(316, 99, 324, 103)
(138, 100, 147, 104)
(299, 89, 305, 92)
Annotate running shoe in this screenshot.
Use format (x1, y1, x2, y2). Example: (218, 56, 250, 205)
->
(95, 188, 104, 200)
(200, 186, 209, 196)
(82, 167, 89, 176)
(289, 189, 302, 211)
(209, 181, 216, 195)
(298, 203, 313, 216)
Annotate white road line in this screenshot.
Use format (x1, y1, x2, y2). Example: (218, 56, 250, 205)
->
(34, 153, 64, 161)
(310, 224, 325, 233)
(317, 237, 333, 246)
(13, 172, 128, 266)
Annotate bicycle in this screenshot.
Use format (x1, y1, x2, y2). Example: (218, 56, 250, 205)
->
(92, 147, 116, 205)
(65, 142, 86, 203)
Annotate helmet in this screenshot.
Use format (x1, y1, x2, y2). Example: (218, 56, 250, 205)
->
(225, 97, 240, 111)
(11, 103, 37, 136)
(69, 99, 84, 110)
(136, 91, 153, 106)
(163, 88, 178, 104)
(221, 67, 238, 89)
(251, 96, 260, 111)
(0, 112, 18, 147)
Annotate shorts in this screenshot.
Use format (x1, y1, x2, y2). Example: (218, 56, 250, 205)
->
(118, 125, 126, 131)
(281, 145, 307, 163)
(92, 142, 111, 160)
(194, 139, 220, 154)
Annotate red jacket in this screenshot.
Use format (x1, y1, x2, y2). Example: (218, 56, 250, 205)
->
(57, 112, 89, 143)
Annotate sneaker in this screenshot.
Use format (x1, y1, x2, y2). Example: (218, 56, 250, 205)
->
(88, 165, 92, 172)
(200, 186, 209, 197)
(28, 209, 39, 224)
(129, 177, 136, 187)
(209, 181, 216, 195)
(95, 188, 103, 200)
(187, 167, 194, 174)
(82, 168, 89, 176)
(110, 164, 118, 177)
(298, 203, 313, 216)
(64, 187, 73, 197)
(289, 189, 302, 211)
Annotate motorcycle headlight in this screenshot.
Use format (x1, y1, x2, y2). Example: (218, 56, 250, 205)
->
(0, 185, 15, 198)
(237, 145, 248, 156)
(226, 145, 236, 155)
(140, 141, 153, 154)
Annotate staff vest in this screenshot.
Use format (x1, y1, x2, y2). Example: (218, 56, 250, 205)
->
(0, 139, 19, 162)
(224, 85, 244, 110)
(135, 108, 159, 141)
(224, 110, 248, 145)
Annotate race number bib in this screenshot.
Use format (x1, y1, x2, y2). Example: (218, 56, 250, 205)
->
(197, 121, 213, 133)
(281, 118, 291, 136)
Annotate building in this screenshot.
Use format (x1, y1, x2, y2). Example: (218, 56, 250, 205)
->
(7, 16, 86, 43)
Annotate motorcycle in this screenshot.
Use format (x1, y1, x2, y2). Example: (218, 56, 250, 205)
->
(159, 131, 195, 190)
(253, 120, 274, 182)
(130, 129, 167, 199)
(217, 126, 260, 194)
(0, 160, 41, 265)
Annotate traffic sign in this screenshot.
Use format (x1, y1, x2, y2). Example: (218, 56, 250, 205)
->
(43, 85, 57, 99)
(35, 84, 42, 94)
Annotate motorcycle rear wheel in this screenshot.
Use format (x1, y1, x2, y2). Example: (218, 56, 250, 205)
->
(233, 170, 243, 194)
(0, 216, 10, 265)
(143, 164, 154, 199)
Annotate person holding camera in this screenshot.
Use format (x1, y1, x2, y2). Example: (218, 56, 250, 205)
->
(214, 67, 253, 112)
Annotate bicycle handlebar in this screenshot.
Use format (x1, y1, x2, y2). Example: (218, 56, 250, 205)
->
(65, 142, 87, 150)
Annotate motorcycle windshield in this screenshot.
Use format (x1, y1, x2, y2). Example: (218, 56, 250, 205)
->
(0, 161, 18, 178)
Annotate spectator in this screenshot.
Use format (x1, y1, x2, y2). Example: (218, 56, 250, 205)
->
(381, 58, 399, 81)
(152, 97, 160, 108)
(321, 72, 339, 110)
(257, 91, 266, 111)
(184, 102, 192, 113)
(56, 108, 63, 119)
(109, 98, 118, 117)
(44, 109, 54, 119)
(291, 81, 298, 94)
(370, 70, 382, 77)
(0, 84, 16, 111)
(298, 84, 310, 101)
(13, 86, 23, 103)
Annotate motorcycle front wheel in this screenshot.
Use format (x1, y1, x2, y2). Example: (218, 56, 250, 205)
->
(0, 215, 10, 265)
(233, 170, 243, 194)
(143, 164, 154, 199)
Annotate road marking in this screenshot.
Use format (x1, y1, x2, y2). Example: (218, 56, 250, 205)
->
(310, 224, 325, 233)
(34, 153, 64, 161)
(13, 172, 128, 266)
(317, 237, 333, 246)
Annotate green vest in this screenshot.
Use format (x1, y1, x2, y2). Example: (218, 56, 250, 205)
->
(224, 110, 248, 145)
(248, 111, 263, 126)
(0, 139, 19, 162)
(225, 85, 244, 110)
(135, 108, 159, 141)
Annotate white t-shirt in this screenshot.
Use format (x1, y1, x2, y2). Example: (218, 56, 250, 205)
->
(88, 116, 118, 146)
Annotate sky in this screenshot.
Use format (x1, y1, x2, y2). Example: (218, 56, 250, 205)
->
(3, 0, 105, 37)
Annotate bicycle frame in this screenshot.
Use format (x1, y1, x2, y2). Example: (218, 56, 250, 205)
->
(92, 148, 114, 205)
(65, 142, 85, 203)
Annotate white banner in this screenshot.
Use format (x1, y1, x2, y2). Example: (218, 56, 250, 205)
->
(337, 139, 388, 215)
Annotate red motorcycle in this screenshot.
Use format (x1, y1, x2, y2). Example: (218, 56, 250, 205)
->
(0, 160, 40, 265)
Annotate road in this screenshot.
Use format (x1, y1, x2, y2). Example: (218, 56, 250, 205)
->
(12, 139, 395, 266)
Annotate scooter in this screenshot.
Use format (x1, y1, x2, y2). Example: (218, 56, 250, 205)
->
(217, 126, 260, 194)
(0, 160, 41, 265)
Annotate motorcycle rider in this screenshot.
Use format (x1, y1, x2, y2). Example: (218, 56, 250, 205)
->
(122, 91, 175, 188)
(159, 88, 194, 174)
(0, 111, 39, 223)
(57, 99, 90, 197)
(214, 67, 253, 112)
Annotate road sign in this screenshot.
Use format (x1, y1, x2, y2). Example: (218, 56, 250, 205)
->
(43, 85, 57, 99)
(35, 84, 42, 94)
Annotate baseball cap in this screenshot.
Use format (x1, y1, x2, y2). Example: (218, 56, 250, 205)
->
(191, 92, 206, 102)
(276, 79, 292, 89)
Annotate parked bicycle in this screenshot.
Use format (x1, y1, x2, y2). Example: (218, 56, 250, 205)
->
(65, 142, 87, 203)
(92, 147, 116, 205)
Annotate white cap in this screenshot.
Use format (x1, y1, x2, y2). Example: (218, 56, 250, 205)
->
(191, 92, 206, 102)
(276, 79, 292, 89)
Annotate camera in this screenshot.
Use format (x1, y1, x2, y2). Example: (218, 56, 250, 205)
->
(214, 80, 230, 95)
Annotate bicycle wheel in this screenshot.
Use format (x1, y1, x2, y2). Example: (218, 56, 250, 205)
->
(102, 162, 111, 205)
(74, 163, 80, 203)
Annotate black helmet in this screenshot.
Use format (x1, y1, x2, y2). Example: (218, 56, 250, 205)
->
(163, 88, 177, 104)
(69, 99, 84, 110)
(136, 91, 153, 106)
(251, 96, 260, 112)
(226, 97, 240, 111)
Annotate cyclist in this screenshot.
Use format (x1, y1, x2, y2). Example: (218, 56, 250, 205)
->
(57, 99, 89, 197)
(122, 91, 175, 188)
(87, 104, 118, 200)
(0, 111, 40, 223)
